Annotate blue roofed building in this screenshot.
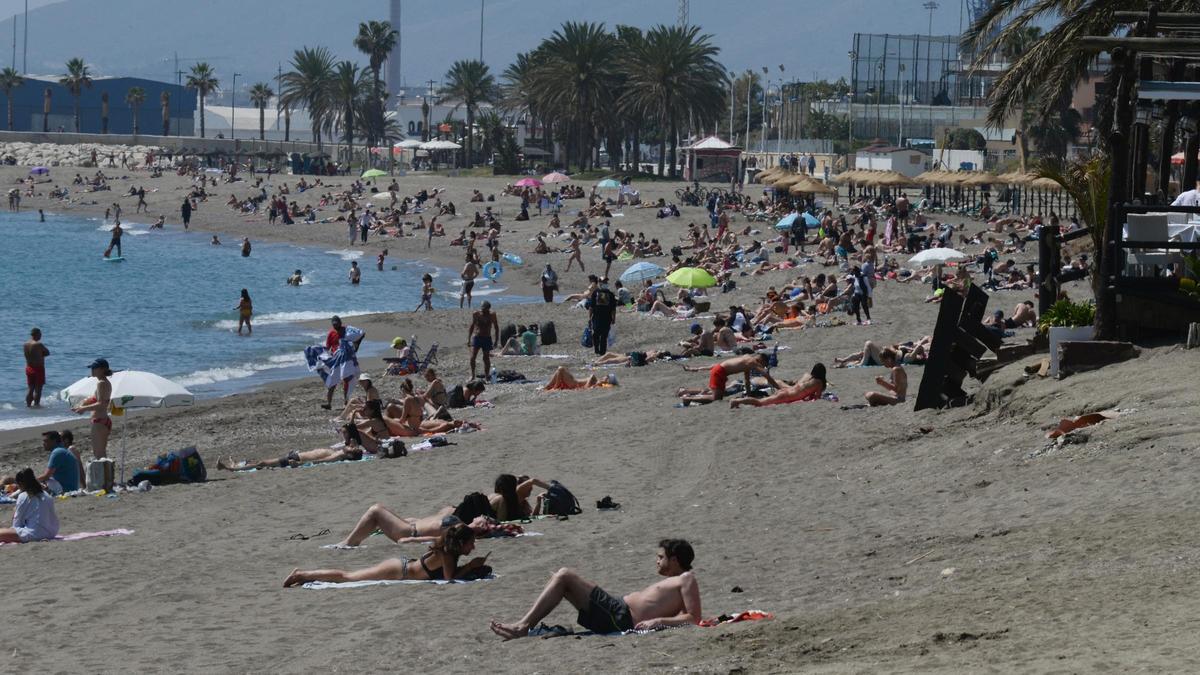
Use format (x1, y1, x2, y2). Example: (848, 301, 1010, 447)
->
(3, 76, 196, 136)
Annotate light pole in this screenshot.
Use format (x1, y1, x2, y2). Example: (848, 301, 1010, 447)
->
(776, 64, 785, 157)
(898, 63, 906, 147)
(728, 76, 734, 143)
(744, 70, 752, 150)
(848, 51, 857, 154)
(231, 72, 240, 140)
(760, 66, 769, 155)
(923, 1, 939, 36)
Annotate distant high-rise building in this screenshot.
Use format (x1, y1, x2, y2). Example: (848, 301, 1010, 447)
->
(386, 0, 402, 97)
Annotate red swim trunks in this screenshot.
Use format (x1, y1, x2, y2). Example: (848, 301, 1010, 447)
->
(25, 365, 45, 387)
(709, 364, 728, 394)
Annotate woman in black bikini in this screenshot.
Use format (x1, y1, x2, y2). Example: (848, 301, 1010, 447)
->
(333, 492, 497, 547)
(284, 524, 489, 586)
(489, 474, 551, 521)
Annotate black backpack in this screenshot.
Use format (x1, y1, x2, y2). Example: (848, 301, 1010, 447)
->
(544, 480, 583, 516)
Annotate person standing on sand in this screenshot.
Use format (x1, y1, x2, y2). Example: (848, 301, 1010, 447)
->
(540, 263, 558, 303)
(181, 197, 192, 230)
(468, 301, 499, 380)
(72, 358, 113, 459)
(460, 260, 479, 308)
(565, 232, 584, 272)
(359, 208, 371, 244)
(587, 277, 617, 356)
(135, 186, 147, 213)
(23, 328, 50, 408)
(347, 214, 358, 247)
(236, 289, 253, 336)
(490, 539, 701, 639)
(416, 273, 434, 311)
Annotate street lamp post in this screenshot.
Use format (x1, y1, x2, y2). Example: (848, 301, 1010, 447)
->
(848, 51, 857, 154)
(744, 70, 752, 151)
(231, 72, 240, 140)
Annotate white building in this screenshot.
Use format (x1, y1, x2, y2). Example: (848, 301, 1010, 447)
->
(855, 144, 929, 178)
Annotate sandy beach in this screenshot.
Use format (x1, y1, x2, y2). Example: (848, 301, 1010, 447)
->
(2, 162, 1198, 672)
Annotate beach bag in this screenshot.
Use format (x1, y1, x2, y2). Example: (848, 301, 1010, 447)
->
(540, 321, 558, 346)
(544, 480, 583, 517)
(130, 447, 206, 486)
(580, 323, 593, 348)
(500, 323, 518, 346)
(86, 458, 115, 492)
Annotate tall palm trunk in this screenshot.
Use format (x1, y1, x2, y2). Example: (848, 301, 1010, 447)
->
(632, 125, 641, 171)
(284, 107, 291, 142)
(656, 112, 668, 177)
(669, 117, 679, 179)
(465, 106, 475, 168)
(72, 94, 80, 132)
(345, 100, 354, 168)
(100, 92, 109, 134)
(258, 105, 265, 140)
(199, 95, 206, 138)
(131, 107, 139, 135)
(161, 92, 170, 136)
(6, 96, 13, 131)
(42, 88, 50, 132)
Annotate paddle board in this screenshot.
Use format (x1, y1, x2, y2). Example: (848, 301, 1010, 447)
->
(102, 256, 126, 263)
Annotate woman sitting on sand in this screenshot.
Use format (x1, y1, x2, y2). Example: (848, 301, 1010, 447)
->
(543, 366, 616, 391)
(216, 424, 378, 471)
(334, 492, 498, 547)
(284, 523, 489, 587)
(0, 468, 59, 544)
(489, 474, 550, 521)
(380, 386, 471, 437)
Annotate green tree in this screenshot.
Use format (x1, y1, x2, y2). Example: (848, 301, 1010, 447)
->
(185, 62, 220, 139)
(527, 22, 619, 171)
(125, 86, 145, 135)
(442, 59, 497, 168)
(1026, 91, 1083, 162)
(58, 57, 92, 132)
(0, 67, 24, 131)
(946, 128, 986, 151)
(280, 46, 336, 152)
(326, 61, 364, 165)
(249, 82, 274, 141)
(620, 25, 725, 178)
(501, 50, 547, 153)
(353, 20, 398, 148)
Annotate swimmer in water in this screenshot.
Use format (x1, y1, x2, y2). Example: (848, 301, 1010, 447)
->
(288, 270, 303, 286)
(211, 235, 221, 245)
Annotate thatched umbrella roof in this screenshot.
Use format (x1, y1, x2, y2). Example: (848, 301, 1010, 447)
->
(770, 173, 805, 188)
(958, 172, 998, 187)
(1030, 176, 1062, 190)
(788, 175, 838, 195)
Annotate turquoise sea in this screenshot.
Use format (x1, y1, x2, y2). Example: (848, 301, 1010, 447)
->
(0, 210, 509, 430)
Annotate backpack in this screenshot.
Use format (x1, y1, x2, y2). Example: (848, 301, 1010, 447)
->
(544, 480, 583, 516)
(580, 322, 593, 348)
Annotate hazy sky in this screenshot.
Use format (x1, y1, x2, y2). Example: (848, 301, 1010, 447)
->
(0, 0, 985, 88)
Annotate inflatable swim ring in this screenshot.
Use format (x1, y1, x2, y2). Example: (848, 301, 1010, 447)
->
(482, 261, 502, 282)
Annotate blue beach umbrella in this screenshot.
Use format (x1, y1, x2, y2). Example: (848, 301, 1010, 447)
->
(774, 213, 799, 230)
(596, 178, 621, 189)
(802, 212, 821, 226)
(619, 261, 665, 284)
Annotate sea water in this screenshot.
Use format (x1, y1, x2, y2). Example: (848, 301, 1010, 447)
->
(0, 210, 511, 430)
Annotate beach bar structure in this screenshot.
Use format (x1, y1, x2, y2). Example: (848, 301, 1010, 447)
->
(1077, 9, 1200, 339)
(4, 76, 196, 136)
(682, 136, 741, 183)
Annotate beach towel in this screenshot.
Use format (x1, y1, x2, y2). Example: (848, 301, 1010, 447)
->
(321, 531, 541, 549)
(301, 574, 496, 589)
(531, 610, 773, 638)
(0, 528, 134, 547)
(304, 326, 364, 389)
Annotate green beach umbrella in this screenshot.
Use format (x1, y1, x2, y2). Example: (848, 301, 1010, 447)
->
(666, 267, 717, 289)
(596, 178, 621, 189)
(361, 169, 387, 178)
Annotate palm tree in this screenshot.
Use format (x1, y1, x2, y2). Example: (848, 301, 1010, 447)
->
(354, 20, 398, 147)
(502, 50, 546, 153)
(1037, 154, 1111, 336)
(995, 26, 1043, 172)
(621, 25, 726, 178)
(100, 92, 109, 133)
(161, 91, 170, 136)
(442, 59, 497, 168)
(0, 67, 24, 131)
(186, 62, 219, 138)
(326, 61, 363, 166)
(42, 87, 50, 132)
(125, 86, 145, 135)
(527, 22, 619, 171)
(249, 82, 274, 140)
(280, 46, 336, 152)
(58, 57, 92, 132)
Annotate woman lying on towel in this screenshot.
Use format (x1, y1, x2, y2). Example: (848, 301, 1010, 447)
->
(284, 523, 490, 587)
(334, 492, 498, 547)
(217, 424, 378, 471)
(543, 366, 617, 391)
(729, 364, 828, 408)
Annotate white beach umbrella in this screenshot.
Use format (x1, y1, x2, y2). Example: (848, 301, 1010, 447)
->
(61, 370, 195, 485)
(420, 140, 462, 150)
(908, 248, 969, 266)
(395, 139, 424, 149)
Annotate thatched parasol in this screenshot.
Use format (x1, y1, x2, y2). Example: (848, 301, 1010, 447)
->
(771, 173, 805, 188)
(788, 175, 838, 195)
(1030, 176, 1062, 190)
(958, 172, 998, 187)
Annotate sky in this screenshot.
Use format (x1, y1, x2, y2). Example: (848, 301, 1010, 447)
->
(0, 0, 983, 92)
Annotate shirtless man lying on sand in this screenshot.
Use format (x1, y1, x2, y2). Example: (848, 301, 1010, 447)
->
(490, 539, 701, 638)
(677, 353, 769, 403)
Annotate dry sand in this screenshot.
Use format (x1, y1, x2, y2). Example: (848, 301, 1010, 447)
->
(2, 162, 1198, 672)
